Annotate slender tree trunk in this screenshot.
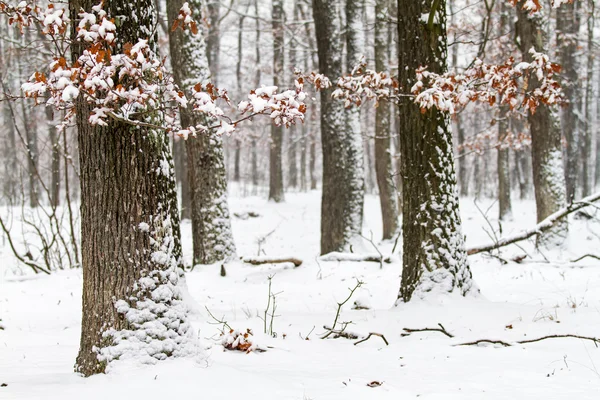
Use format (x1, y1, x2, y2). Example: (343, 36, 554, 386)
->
(497, 2, 511, 219)
(21, 99, 39, 208)
(313, 0, 365, 254)
(167, 0, 236, 264)
(515, 5, 568, 245)
(374, 0, 399, 239)
(46, 104, 60, 207)
(557, 1, 581, 201)
(173, 139, 191, 219)
(206, 0, 221, 85)
(582, 0, 595, 196)
(397, 0, 474, 302)
(251, 0, 261, 189)
(269, 0, 285, 202)
(72, 0, 186, 376)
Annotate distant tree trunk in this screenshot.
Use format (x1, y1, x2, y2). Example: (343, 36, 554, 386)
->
(234, 7, 247, 183)
(251, 0, 261, 189)
(269, 0, 285, 202)
(397, 0, 474, 302)
(288, 6, 299, 189)
(374, 0, 399, 239)
(557, 1, 581, 201)
(72, 0, 185, 376)
(173, 139, 191, 219)
(516, 5, 568, 245)
(313, 0, 365, 254)
(498, 105, 512, 220)
(206, 0, 221, 84)
(21, 100, 39, 208)
(582, 0, 594, 196)
(167, 0, 236, 264)
(497, 2, 511, 220)
(46, 104, 60, 207)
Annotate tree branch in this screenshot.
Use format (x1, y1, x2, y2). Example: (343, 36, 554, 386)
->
(467, 191, 600, 255)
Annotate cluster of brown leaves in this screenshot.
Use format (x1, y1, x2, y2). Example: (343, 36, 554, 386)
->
(221, 329, 256, 353)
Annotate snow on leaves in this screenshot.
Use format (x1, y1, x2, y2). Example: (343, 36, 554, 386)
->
(5, 1, 308, 139)
(508, 0, 573, 13)
(412, 49, 564, 115)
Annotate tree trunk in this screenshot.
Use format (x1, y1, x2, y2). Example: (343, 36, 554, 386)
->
(46, 104, 60, 207)
(397, 0, 474, 302)
(173, 138, 191, 220)
(269, 0, 285, 202)
(313, 0, 365, 254)
(374, 0, 399, 239)
(167, 0, 236, 265)
(582, 0, 594, 196)
(72, 0, 187, 376)
(556, 1, 581, 202)
(497, 2, 511, 220)
(515, 5, 568, 245)
(206, 0, 221, 85)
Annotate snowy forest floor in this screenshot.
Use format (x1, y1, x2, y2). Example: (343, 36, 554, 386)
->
(1, 191, 600, 399)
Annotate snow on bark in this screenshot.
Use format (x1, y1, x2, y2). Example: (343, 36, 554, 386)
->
(167, 0, 236, 264)
(396, 0, 476, 302)
(313, 0, 365, 254)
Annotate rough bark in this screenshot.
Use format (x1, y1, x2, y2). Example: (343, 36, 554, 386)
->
(556, 1, 581, 202)
(206, 0, 221, 85)
(167, 0, 236, 265)
(397, 0, 474, 302)
(72, 0, 185, 376)
(374, 0, 399, 239)
(515, 5, 568, 245)
(269, 0, 285, 202)
(497, 3, 511, 220)
(46, 104, 60, 207)
(582, 0, 594, 196)
(313, 0, 365, 254)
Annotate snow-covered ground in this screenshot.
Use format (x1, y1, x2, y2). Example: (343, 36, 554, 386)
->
(1, 192, 600, 399)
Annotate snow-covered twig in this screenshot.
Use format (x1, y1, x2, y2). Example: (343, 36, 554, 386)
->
(402, 323, 454, 338)
(319, 252, 392, 264)
(456, 334, 600, 347)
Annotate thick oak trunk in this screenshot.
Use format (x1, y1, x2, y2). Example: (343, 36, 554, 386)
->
(72, 0, 185, 376)
(397, 0, 474, 301)
(313, 0, 365, 254)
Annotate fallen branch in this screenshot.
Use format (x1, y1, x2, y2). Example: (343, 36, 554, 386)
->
(456, 334, 600, 347)
(322, 325, 361, 340)
(319, 252, 392, 264)
(467, 191, 600, 256)
(570, 254, 600, 263)
(243, 256, 303, 267)
(354, 332, 389, 346)
(402, 323, 454, 338)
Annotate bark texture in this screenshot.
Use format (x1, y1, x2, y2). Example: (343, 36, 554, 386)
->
(72, 0, 184, 376)
(167, 0, 236, 265)
(515, 6, 567, 245)
(313, 0, 365, 254)
(556, 2, 581, 202)
(269, 0, 285, 202)
(397, 0, 474, 302)
(374, 0, 399, 239)
(497, 3, 511, 220)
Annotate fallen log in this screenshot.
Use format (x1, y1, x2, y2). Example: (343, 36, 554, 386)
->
(467, 191, 600, 256)
(319, 252, 392, 263)
(242, 256, 303, 267)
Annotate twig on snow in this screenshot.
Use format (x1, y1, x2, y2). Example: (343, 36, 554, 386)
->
(401, 323, 454, 338)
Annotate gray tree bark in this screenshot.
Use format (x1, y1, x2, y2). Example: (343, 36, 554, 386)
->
(167, 0, 236, 265)
(374, 0, 399, 239)
(72, 0, 184, 376)
(269, 0, 285, 202)
(515, 5, 568, 245)
(313, 0, 365, 254)
(397, 0, 474, 301)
